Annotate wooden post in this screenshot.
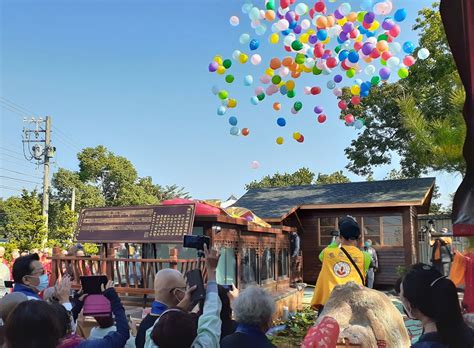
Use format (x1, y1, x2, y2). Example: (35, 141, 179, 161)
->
(106, 244, 115, 281)
(169, 247, 178, 271)
(51, 247, 61, 283)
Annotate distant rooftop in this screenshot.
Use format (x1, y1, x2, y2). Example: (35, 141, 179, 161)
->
(234, 177, 436, 220)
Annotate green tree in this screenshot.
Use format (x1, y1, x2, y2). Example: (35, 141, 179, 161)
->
(48, 202, 78, 246)
(1, 190, 47, 251)
(315, 171, 351, 184)
(341, 4, 460, 177)
(245, 167, 315, 190)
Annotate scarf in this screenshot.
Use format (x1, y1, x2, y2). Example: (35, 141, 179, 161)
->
(13, 284, 40, 299)
(151, 301, 167, 315)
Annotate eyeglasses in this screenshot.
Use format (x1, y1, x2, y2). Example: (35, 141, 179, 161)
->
(168, 286, 186, 294)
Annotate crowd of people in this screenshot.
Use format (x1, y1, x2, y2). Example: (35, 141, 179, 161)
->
(0, 217, 471, 347)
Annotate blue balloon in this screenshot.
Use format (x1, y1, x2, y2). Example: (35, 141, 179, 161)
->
(280, 85, 288, 95)
(354, 119, 364, 129)
(334, 74, 343, 83)
(217, 106, 226, 116)
(281, 29, 291, 36)
(358, 26, 368, 35)
(360, 90, 370, 97)
(289, 21, 297, 30)
(317, 29, 327, 41)
(403, 41, 415, 54)
(277, 117, 286, 127)
(327, 81, 336, 89)
(249, 39, 260, 51)
(250, 96, 259, 105)
(244, 75, 254, 86)
(229, 116, 238, 126)
(348, 51, 359, 63)
(230, 126, 240, 136)
(338, 50, 349, 61)
(394, 8, 407, 22)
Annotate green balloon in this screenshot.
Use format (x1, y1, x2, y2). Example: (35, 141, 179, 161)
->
(272, 75, 282, 85)
(266, 0, 275, 10)
(346, 68, 356, 78)
(257, 93, 265, 101)
(357, 11, 366, 22)
(287, 90, 295, 98)
(380, 59, 387, 66)
(223, 59, 232, 69)
(225, 74, 234, 83)
(398, 68, 409, 79)
(312, 66, 322, 75)
(295, 53, 305, 64)
(291, 40, 303, 51)
(218, 90, 228, 100)
(334, 45, 342, 54)
(371, 76, 381, 85)
(377, 34, 388, 42)
(294, 101, 302, 111)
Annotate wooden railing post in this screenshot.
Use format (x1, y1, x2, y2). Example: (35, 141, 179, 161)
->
(169, 248, 178, 270)
(51, 247, 61, 283)
(106, 245, 115, 281)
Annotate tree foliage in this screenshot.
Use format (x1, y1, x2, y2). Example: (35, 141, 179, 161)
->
(315, 171, 351, 184)
(341, 4, 461, 177)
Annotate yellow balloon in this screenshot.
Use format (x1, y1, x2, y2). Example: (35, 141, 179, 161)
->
(213, 55, 223, 65)
(369, 20, 380, 31)
(337, 17, 347, 26)
(350, 85, 361, 95)
(300, 33, 309, 44)
(307, 29, 316, 35)
(292, 132, 301, 140)
(296, 64, 304, 73)
(356, 34, 363, 42)
(302, 65, 312, 73)
(265, 68, 274, 76)
(322, 37, 331, 45)
(227, 99, 237, 108)
(269, 33, 279, 44)
(239, 53, 248, 64)
(276, 137, 284, 145)
(217, 66, 226, 75)
(286, 80, 295, 90)
(278, 81, 285, 87)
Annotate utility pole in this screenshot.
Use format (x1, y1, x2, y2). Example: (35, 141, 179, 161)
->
(22, 116, 55, 246)
(71, 187, 76, 212)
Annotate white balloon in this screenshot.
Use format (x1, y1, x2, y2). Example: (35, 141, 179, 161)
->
(283, 33, 296, 46)
(279, 67, 290, 77)
(239, 33, 250, 45)
(418, 48, 430, 60)
(232, 50, 241, 60)
(391, 42, 402, 54)
(249, 7, 260, 21)
(295, 3, 308, 16)
(251, 161, 260, 169)
(354, 78, 363, 86)
(212, 85, 219, 95)
(304, 57, 315, 68)
(251, 54, 262, 65)
(333, 88, 343, 96)
(387, 56, 400, 68)
(365, 64, 376, 75)
(367, 37, 378, 45)
(275, 19, 289, 31)
(255, 24, 267, 36)
(304, 86, 311, 95)
(251, 20, 261, 29)
(301, 19, 311, 30)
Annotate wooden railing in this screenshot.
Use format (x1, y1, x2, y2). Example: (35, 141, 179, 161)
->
(51, 255, 206, 295)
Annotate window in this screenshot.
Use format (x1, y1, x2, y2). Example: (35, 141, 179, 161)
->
(362, 215, 403, 246)
(240, 248, 258, 285)
(217, 248, 236, 285)
(319, 217, 337, 245)
(278, 249, 289, 278)
(260, 248, 275, 283)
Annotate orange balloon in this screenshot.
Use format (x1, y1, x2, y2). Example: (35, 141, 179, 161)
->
(327, 15, 336, 27)
(376, 40, 389, 52)
(291, 71, 301, 78)
(241, 128, 250, 136)
(282, 56, 293, 67)
(273, 102, 281, 111)
(265, 10, 275, 21)
(347, 12, 357, 22)
(286, 80, 295, 90)
(270, 58, 282, 70)
(316, 16, 328, 28)
(290, 62, 299, 71)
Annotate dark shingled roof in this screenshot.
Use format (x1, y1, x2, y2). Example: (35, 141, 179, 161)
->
(234, 177, 436, 219)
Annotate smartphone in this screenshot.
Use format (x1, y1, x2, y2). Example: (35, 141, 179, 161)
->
(4, 281, 13, 288)
(80, 275, 108, 295)
(183, 235, 210, 251)
(186, 269, 206, 305)
(221, 284, 233, 292)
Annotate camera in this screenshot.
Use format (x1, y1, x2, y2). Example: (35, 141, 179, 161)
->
(330, 230, 340, 237)
(183, 235, 211, 257)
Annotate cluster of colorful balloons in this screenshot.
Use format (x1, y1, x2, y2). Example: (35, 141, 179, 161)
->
(208, 0, 430, 146)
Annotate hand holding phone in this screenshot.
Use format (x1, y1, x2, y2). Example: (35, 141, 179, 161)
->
(80, 275, 108, 295)
(186, 269, 206, 306)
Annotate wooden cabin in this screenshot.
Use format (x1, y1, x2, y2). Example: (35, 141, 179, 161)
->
(50, 203, 304, 317)
(233, 178, 436, 286)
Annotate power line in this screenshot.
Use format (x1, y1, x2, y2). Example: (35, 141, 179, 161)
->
(0, 152, 27, 162)
(0, 157, 36, 169)
(0, 168, 42, 179)
(0, 97, 37, 116)
(0, 185, 24, 192)
(0, 103, 29, 118)
(0, 175, 42, 185)
(0, 146, 23, 156)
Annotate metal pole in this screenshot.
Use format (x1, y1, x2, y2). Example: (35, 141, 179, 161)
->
(71, 187, 76, 212)
(42, 116, 51, 246)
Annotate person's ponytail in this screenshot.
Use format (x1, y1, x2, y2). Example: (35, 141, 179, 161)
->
(430, 277, 472, 348)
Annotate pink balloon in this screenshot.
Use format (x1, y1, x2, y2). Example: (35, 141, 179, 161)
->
(260, 75, 271, 84)
(254, 86, 264, 95)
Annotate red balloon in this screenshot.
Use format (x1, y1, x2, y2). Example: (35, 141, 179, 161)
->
(313, 44, 324, 58)
(317, 114, 327, 123)
(403, 55, 415, 67)
(370, 48, 381, 59)
(349, 30, 358, 39)
(345, 114, 355, 124)
(280, 0, 290, 9)
(326, 57, 337, 68)
(354, 42, 363, 51)
(362, 21, 372, 29)
(381, 51, 392, 61)
(389, 25, 401, 37)
(284, 45, 292, 52)
(338, 100, 347, 110)
(386, 34, 394, 43)
(297, 134, 305, 143)
(351, 96, 361, 105)
(241, 128, 250, 136)
(311, 86, 321, 95)
(340, 60, 350, 70)
(314, 1, 326, 12)
(309, 8, 315, 18)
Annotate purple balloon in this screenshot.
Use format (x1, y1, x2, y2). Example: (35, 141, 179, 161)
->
(285, 11, 296, 22)
(382, 18, 395, 30)
(342, 22, 354, 33)
(322, 52, 331, 59)
(293, 25, 302, 34)
(334, 9, 344, 19)
(379, 67, 391, 80)
(338, 31, 349, 42)
(208, 61, 218, 72)
(314, 106, 324, 114)
(361, 42, 374, 56)
(309, 35, 318, 44)
(334, 74, 343, 83)
(291, 107, 297, 114)
(364, 12, 375, 24)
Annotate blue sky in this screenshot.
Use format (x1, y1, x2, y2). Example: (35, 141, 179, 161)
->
(0, 0, 461, 207)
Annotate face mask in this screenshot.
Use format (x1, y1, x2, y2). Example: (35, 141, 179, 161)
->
(402, 303, 414, 319)
(364, 242, 370, 247)
(35, 274, 49, 292)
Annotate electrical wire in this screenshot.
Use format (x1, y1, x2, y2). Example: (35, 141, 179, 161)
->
(0, 152, 27, 162)
(0, 146, 23, 156)
(0, 167, 42, 179)
(0, 157, 37, 169)
(0, 175, 42, 185)
(0, 185, 24, 192)
(0, 97, 37, 116)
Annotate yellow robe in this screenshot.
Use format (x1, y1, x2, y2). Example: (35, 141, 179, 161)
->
(311, 244, 370, 308)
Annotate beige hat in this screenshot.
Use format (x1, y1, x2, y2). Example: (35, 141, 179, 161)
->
(0, 292, 28, 321)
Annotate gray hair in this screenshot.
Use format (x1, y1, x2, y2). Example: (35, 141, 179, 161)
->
(232, 286, 275, 327)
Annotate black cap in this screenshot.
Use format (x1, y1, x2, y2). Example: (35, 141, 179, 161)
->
(338, 216, 360, 240)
